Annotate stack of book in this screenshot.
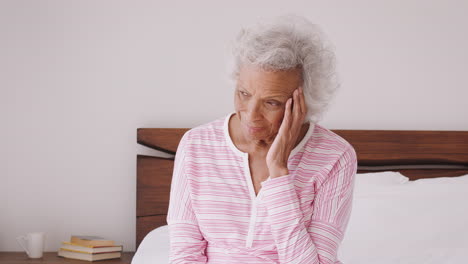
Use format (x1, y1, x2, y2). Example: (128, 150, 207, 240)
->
(58, 235, 123, 261)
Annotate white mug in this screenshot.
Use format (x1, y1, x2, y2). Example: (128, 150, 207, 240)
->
(16, 232, 46, 258)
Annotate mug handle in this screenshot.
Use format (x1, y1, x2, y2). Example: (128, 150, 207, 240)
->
(16, 236, 30, 256)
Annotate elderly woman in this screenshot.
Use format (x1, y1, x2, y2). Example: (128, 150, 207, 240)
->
(167, 15, 357, 264)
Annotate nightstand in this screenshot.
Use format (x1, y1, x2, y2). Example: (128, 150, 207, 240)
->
(0, 252, 135, 264)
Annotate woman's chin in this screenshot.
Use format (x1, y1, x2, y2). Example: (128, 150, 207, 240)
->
(248, 128, 264, 134)
(244, 129, 267, 140)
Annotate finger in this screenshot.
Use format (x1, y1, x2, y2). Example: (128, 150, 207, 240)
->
(280, 98, 292, 135)
(299, 86, 306, 115)
(294, 88, 302, 115)
(292, 89, 302, 129)
(286, 97, 293, 126)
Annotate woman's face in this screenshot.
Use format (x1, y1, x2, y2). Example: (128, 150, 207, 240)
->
(234, 64, 302, 143)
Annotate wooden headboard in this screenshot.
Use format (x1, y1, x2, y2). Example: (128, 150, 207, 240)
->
(135, 128, 468, 249)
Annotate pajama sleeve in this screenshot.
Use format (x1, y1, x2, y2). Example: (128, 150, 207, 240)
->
(261, 146, 357, 264)
(166, 132, 208, 264)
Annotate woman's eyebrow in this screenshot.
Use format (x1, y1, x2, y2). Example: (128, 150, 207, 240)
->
(238, 86, 288, 100)
(264, 94, 288, 100)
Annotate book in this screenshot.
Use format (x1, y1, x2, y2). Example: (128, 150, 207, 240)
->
(70, 235, 115, 247)
(58, 248, 121, 261)
(61, 241, 123, 254)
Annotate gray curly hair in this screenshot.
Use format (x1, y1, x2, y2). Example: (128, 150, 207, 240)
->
(226, 14, 340, 124)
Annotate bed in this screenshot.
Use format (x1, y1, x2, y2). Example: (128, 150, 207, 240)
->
(133, 127, 468, 263)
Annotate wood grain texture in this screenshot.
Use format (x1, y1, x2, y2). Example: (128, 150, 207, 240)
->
(136, 127, 468, 249)
(137, 128, 188, 155)
(137, 156, 173, 217)
(335, 129, 468, 165)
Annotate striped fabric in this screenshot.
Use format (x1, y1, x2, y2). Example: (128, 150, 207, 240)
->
(167, 111, 358, 264)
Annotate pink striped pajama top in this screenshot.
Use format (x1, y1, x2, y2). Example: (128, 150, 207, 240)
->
(167, 111, 358, 264)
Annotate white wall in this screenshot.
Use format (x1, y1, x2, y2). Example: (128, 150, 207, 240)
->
(1, 0, 467, 252)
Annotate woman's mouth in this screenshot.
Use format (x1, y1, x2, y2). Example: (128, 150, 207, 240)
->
(247, 125, 264, 133)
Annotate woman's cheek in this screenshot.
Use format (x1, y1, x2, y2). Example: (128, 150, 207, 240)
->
(268, 113, 280, 131)
(235, 100, 244, 111)
(233, 95, 242, 110)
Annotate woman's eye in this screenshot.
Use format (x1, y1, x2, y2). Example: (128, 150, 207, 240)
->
(240, 91, 248, 96)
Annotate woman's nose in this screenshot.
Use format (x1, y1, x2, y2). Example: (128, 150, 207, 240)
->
(246, 100, 263, 121)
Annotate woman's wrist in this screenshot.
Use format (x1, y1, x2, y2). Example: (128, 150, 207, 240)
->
(269, 167, 289, 178)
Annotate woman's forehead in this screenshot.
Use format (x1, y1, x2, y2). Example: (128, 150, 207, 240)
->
(238, 65, 301, 95)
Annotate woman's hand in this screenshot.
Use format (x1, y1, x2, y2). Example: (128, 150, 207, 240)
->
(266, 86, 307, 178)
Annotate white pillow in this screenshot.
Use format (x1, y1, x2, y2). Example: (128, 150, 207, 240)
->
(338, 173, 468, 263)
(132, 225, 169, 264)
